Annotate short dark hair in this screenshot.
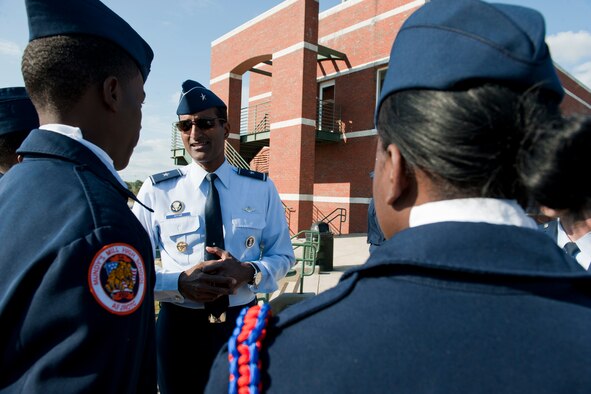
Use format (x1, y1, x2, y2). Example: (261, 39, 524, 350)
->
(22, 35, 139, 114)
(376, 84, 564, 206)
(521, 116, 591, 215)
(213, 106, 228, 122)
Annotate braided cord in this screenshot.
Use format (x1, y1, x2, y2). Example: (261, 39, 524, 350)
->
(228, 303, 272, 394)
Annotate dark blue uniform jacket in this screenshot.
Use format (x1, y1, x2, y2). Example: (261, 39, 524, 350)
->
(0, 129, 157, 393)
(207, 221, 591, 393)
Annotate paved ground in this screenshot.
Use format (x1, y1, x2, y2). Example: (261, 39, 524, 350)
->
(266, 233, 370, 310)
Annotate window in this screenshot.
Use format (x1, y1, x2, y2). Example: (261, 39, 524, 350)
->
(375, 67, 388, 105)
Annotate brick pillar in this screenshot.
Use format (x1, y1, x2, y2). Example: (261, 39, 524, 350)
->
(269, 0, 319, 234)
(211, 75, 242, 152)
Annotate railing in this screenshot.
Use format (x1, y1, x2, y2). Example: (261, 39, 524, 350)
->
(171, 125, 182, 151)
(283, 202, 296, 236)
(316, 99, 341, 132)
(313, 207, 347, 235)
(239, 99, 342, 137)
(169, 124, 250, 169)
(240, 101, 271, 135)
(290, 229, 320, 293)
(224, 141, 249, 169)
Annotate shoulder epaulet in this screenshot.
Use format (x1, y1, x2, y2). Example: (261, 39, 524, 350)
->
(236, 168, 267, 182)
(149, 169, 183, 185)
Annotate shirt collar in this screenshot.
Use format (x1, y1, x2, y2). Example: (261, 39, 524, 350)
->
(409, 198, 537, 229)
(188, 159, 231, 190)
(556, 219, 591, 269)
(39, 123, 127, 188)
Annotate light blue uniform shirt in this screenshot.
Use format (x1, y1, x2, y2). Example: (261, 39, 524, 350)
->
(133, 160, 295, 308)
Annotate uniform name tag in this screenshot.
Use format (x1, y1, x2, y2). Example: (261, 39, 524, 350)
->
(165, 212, 191, 219)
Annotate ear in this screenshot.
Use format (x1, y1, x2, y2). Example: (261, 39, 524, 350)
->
(223, 121, 230, 139)
(101, 76, 120, 112)
(539, 206, 563, 219)
(384, 143, 410, 207)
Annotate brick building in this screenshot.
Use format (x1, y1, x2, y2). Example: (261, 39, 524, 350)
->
(172, 0, 591, 236)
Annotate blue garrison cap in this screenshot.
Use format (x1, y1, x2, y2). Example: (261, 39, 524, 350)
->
(0, 87, 39, 137)
(376, 0, 564, 123)
(25, 0, 154, 81)
(176, 80, 227, 116)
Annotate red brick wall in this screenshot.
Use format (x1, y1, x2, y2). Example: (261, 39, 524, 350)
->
(557, 68, 591, 116)
(211, 0, 591, 236)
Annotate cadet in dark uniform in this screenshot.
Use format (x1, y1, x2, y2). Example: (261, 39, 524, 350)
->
(540, 214, 591, 269)
(132, 80, 294, 394)
(536, 118, 591, 270)
(206, 1, 591, 393)
(0, 87, 38, 179)
(0, 0, 157, 392)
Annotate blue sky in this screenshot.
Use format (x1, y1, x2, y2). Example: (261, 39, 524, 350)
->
(1, 0, 590, 182)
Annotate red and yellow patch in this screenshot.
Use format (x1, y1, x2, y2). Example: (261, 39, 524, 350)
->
(88, 243, 146, 315)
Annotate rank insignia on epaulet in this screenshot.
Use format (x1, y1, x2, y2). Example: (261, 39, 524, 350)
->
(236, 168, 267, 181)
(149, 169, 183, 185)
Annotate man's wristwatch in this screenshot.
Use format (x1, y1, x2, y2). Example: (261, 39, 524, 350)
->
(246, 262, 262, 288)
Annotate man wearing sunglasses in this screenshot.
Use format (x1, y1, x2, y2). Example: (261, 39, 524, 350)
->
(133, 79, 295, 394)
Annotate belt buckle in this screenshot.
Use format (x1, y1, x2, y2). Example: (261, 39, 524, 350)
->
(208, 312, 227, 324)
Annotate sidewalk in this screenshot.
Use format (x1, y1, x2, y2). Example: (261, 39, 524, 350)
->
(266, 233, 370, 308)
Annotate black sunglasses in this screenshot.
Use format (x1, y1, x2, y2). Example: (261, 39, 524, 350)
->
(174, 117, 225, 133)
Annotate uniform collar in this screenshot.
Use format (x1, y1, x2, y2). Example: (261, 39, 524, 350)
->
(38, 123, 127, 188)
(16, 129, 136, 201)
(351, 221, 586, 280)
(410, 198, 537, 229)
(556, 220, 591, 269)
(275, 221, 589, 330)
(188, 159, 232, 191)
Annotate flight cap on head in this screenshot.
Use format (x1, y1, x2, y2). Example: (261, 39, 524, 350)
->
(0, 87, 39, 136)
(375, 0, 564, 124)
(176, 80, 227, 116)
(25, 0, 154, 81)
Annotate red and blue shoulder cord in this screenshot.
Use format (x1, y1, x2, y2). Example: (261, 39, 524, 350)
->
(228, 303, 272, 394)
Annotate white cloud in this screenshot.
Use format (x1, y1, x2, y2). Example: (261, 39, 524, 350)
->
(573, 61, 591, 88)
(547, 30, 591, 89)
(119, 136, 181, 182)
(118, 114, 181, 181)
(547, 30, 591, 66)
(0, 39, 21, 57)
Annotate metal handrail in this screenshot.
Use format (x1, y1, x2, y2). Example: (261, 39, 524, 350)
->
(316, 99, 341, 132)
(224, 141, 250, 169)
(290, 229, 320, 293)
(240, 101, 271, 135)
(314, 207, 347, 235)
(283, 202, 296, 236)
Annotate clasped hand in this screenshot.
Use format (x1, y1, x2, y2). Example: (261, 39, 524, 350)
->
(177, 246, 254, 303)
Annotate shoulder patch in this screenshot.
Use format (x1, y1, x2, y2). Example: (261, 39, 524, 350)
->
(88, 243, 147, 315)
(236, 168, 267, 181)
(149, 169, 182, 185)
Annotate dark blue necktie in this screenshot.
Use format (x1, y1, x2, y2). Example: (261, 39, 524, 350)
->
(204, 173, 228, 322)
(563, 242, 580, 258)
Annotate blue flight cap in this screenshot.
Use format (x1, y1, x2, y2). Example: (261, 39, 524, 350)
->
(176, 80, 227, 116)
(0, 87, 39, 137)
(25, 0, 154, 81)
(376, 0, 564, 124)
